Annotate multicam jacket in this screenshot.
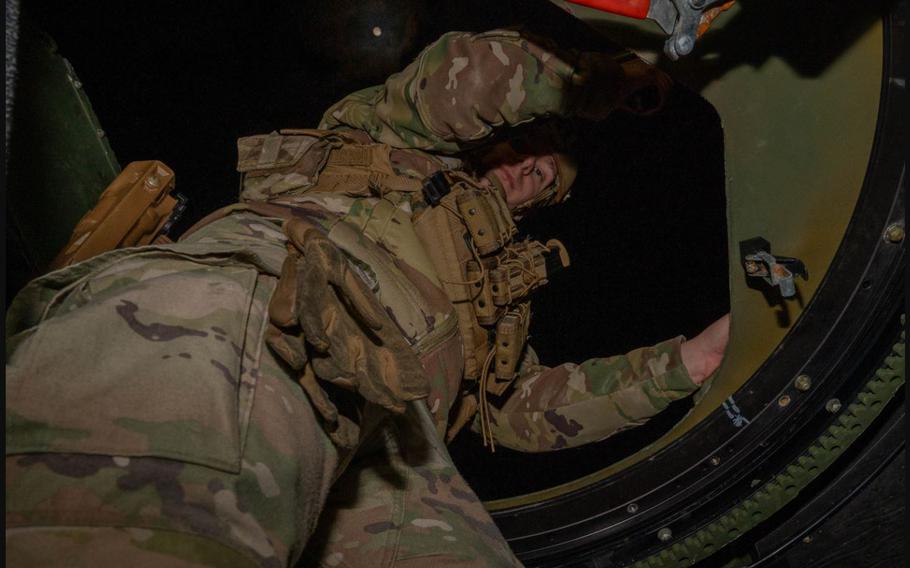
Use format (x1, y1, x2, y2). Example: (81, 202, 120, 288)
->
(315, 29, 700, 452)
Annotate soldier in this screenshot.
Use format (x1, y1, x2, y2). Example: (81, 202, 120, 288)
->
(6, 29, 729, 567)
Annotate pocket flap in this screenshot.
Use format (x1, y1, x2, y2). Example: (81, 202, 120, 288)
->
(5, 259, 271, 474)
(237, 131, 321, 173)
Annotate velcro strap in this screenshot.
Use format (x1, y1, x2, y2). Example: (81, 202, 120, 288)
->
(328, 145, 372, 167)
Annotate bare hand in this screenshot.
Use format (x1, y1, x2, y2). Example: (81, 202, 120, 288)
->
(680, 314, 730, 385)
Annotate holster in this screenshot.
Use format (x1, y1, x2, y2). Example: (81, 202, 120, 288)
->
(51, 160, 185, 270)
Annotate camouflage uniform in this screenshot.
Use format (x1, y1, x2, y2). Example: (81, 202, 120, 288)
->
(6, 30, 698, 567)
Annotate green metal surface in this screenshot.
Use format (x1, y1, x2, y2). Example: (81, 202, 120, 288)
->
(631, 324, 904, 568)
(489, 1, 883, 509)
(6, 21, 120, 278)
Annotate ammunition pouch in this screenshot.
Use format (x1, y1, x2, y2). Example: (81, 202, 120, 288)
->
(413, 172, 570, 394)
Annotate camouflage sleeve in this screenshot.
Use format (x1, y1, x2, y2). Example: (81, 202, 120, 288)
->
(473, 336, 699, 452)
(318, 30, 619, 153)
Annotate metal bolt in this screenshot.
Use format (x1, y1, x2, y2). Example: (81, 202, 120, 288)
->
(803, 535, 813, 544)
(372, 26, 382, 37)
(778, 395, 791, 408)
(884, 223, 905, 243)
(794, 374, 812, 391)
(676, 35, 694, 55)
(627, 503, 639, 514)
(709, 456, 721, 466)
(73, 79, 83, 89)
(826, 398, 842, 413)
(657, 527, 673, 542)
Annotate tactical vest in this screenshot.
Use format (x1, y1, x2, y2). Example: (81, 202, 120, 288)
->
(235, 129, 569, 440)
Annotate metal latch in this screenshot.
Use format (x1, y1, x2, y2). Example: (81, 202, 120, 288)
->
(564, 0, 736, 60)
(739, 237, 808, 298)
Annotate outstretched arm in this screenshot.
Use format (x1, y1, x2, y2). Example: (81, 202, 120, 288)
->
(318, 30, 637, 153)
(474, 314, 730, 452)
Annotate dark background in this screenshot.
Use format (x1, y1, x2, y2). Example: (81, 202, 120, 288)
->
(20, 0, 729, 498)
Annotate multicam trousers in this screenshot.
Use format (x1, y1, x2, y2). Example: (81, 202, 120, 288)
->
(5, 213, 521, 567)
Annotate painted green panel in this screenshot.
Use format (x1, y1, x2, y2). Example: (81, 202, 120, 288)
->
(7, 22, 120, 275)
(489, 1, 882, 509)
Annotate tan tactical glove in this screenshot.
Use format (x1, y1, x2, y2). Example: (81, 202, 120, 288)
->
(273, 217, 428, 415)
(572, 52, 672, 120)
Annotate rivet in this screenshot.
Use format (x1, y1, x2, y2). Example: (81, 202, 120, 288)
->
(676, 35, 694, 55)
(794, 374, 812, 391)
(884, 223, 904, 243)
(468, 208, 477, 215)
(803, 535, 813, 544)
(627, 503, 639, 514)
(709, 456, 721, 466)
(657, 527, 673, 542)
(372, 26, 382, 37)
(73, 79, 83, 89)
(778, 395, 791, 407)
(826, 398, 842, 413)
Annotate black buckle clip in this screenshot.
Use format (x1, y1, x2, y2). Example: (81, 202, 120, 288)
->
(422, 171, 452, 207)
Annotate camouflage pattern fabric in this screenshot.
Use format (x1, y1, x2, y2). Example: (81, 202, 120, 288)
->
(477, 340, 697, 452)
(319, 30, 581, 153)
(6, 213, 340, 567)
(4, 207, 506, 567)
(302, 403, 521, 568)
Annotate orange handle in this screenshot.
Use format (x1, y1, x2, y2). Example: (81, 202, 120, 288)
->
(564, 0, 651, 19)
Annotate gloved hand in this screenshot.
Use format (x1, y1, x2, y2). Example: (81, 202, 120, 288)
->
(273, 217, 428, 414)
(572, 52, 672, 120)
(617, 58, 673, 116)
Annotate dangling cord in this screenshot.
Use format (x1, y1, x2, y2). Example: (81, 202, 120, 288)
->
(478, 348, 497, 452)
(496, 258, 539, 300)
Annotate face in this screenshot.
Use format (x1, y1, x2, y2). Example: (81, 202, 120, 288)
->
(481, 142, 558, 210)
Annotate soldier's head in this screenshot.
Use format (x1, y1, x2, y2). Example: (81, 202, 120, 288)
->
(478, 122, 578, 214)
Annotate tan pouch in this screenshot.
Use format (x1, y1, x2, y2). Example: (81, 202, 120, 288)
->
(51, 161, 183, 270)
(237, 130, 340, 201)
(413, 192, 489, 380)
(455, 187, 516, 255)
(466, 260, 501, 326)
(489, 302, 532, 395)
